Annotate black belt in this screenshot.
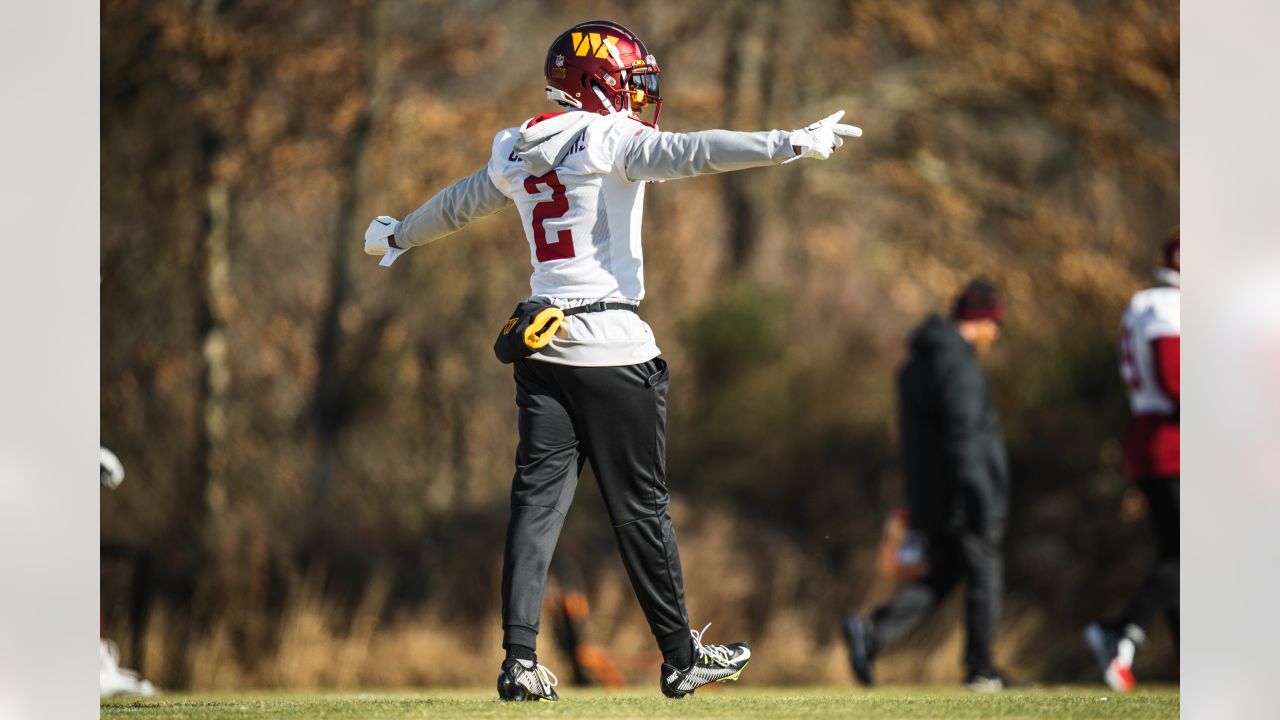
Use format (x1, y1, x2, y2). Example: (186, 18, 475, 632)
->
(562, 301, 639, 317)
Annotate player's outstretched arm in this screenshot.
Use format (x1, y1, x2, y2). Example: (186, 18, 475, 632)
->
(363, 165, 511, 266)
(622, 110, 861, 183)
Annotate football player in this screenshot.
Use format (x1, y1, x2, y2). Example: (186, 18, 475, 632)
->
(1085, 228, 1180, 692)
(100, 447, 158, 697)
(365, 19, 861, 700)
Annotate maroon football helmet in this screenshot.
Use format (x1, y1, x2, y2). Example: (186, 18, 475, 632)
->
(544, 20, 663, 127)
(1159, 226, 1180, 272)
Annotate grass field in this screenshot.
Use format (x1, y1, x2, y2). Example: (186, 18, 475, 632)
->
(102, 686, 1179, 719)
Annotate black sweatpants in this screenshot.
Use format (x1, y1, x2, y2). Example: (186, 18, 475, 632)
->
(868, 528, 1002, 674)
(1118, 476, 1179, 642)
(500, 356, 691, 659)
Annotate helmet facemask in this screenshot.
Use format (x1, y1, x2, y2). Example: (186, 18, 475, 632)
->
(623, 56, 663, 127)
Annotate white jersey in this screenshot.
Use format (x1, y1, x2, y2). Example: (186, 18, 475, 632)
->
(487, 113, 658, 366)
(488, 112, 652, 300)
(1119, 284, 1180, 415)
(395, 109, 795, 366)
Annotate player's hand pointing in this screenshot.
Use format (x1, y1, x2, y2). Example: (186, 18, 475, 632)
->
(364, 215, 406, 267)
(787, 110, 862, 161)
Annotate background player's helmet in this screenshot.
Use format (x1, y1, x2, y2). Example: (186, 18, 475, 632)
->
(1153, 226, 1179, 286)
(1158, 226, 1179, 272)
(544, 20, 663, 126)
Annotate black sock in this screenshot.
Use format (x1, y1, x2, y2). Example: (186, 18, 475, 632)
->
(505, 644, 536, 664)
(663, 638, 694, 669)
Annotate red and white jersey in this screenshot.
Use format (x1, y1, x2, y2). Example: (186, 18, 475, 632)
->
(486, 112, 654, 300)
(1120, 285, 1180, 415)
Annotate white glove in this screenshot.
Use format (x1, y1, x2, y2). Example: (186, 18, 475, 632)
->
(364, 215, 405, 267)
(786, 110, 862, 162)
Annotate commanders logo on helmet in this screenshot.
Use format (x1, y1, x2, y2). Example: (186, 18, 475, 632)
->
(544, 20, 663, 127)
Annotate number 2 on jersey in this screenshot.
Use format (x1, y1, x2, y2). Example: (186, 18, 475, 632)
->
(524, 171, 575, 261)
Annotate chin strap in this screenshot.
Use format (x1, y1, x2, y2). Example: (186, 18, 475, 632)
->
(593, 84, 623, 115)
(546, 82, 634, 118)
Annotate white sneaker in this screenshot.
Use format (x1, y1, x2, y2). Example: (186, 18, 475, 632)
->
(100, 639, 157, 697)
(1084, 622, 1139, 693)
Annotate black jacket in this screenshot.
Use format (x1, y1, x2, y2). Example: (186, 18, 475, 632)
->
(897, 315, 1010, 537)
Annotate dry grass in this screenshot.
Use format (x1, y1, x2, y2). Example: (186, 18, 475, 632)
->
(117, 506, 1172, 691)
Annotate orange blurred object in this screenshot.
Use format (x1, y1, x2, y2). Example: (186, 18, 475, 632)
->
(575, 644, 627, 689)
(562, 591, 590, 621)
(876, 507, 929, 582)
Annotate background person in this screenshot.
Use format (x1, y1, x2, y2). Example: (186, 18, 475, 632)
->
(1085, 229, 1180, 692)
(842, 280, 1013, 691)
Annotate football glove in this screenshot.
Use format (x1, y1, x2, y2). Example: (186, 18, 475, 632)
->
(787, 110, 862, 162)
(364, 215, 406, 267)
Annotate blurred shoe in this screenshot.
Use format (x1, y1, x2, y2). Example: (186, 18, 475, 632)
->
(660, 623, 751, 698)
(497, 658, 560, 701)
(841, 614, 875, 686)
(1084, 622, 1141, 692)
(964, 667, 1018, 692)
(100, 639, 157, 697)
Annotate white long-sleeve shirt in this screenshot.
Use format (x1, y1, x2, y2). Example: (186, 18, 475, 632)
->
(396, 110, 796, 366)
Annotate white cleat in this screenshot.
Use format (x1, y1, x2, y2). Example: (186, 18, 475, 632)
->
(1084, 622, 1139, 693)
(100, 639, 157, 697)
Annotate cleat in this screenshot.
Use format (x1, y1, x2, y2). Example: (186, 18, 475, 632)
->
(841, 614, 874, 686)
(100, 639, 157, 697)
(660, 623, 752, 698)
(1085, 622, 1141, 693)
(964, 668, 1019, 692)
(497, 658, 560, 701)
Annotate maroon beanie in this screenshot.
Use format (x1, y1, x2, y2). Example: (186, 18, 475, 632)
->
(952, 279, 1005, 323)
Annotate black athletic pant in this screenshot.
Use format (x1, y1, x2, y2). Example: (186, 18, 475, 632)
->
(868, 527, 1002, 674)
(1118, 476, 1179, 643)
(500, 356, 691, 659)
